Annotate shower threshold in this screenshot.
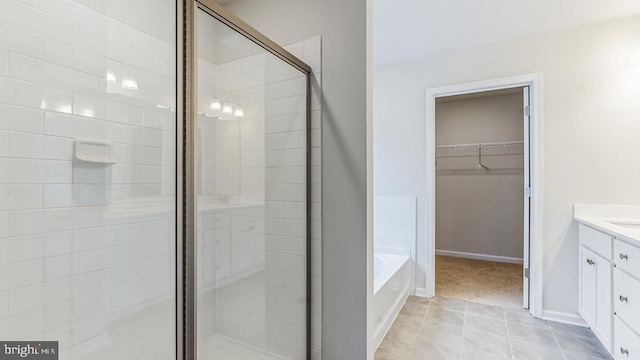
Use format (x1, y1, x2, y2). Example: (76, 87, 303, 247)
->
(199, 334, 289, 360)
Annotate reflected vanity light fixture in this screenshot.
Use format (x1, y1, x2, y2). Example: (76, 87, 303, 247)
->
(156, 104, 175, 112)
(121, 74, 138, 90)
(222, 101, 233, 115)
(209, 95, 222, 111)
(76, 107, 95, 118)
(233, 104, 244, 118)
(106, 68, 117, 84)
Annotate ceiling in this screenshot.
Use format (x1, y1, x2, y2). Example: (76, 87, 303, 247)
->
(373, 0, 640, 67)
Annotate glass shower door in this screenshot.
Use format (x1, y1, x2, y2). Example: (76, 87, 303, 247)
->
(194, 5, 309, 360)
(0, 0, 177, 359)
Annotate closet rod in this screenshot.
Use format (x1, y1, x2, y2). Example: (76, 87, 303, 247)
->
(435, 140, 523, 150)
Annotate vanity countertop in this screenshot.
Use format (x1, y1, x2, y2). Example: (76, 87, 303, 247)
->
(574, 204, 640, 244)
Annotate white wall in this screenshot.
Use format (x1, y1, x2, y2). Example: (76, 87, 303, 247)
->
(223, 1, 368, 359)
(435, 92, 524, 260)
(374, 15, 640, 315)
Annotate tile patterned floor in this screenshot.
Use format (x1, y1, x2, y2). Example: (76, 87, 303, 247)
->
(375, 296, 613, 360)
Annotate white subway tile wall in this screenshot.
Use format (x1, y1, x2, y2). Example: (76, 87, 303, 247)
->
(194, 17, 321, 359)
(0, 1, 176, 360)
(374, 196, 417, 257)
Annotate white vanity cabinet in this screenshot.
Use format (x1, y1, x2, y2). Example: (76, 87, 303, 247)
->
(578, 224, 613, 352)
(578, 222, 640, 359)
(613, 238, 640, 360)
(615, 316, 640, 360)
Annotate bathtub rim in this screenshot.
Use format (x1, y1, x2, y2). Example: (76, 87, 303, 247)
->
(374, 252, 411, 294)
(372, 251, 412, 350)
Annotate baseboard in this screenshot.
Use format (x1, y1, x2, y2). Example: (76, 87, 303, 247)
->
(436, 250, 524, 264)
(414, 287, 428, 297)
(541, 310, 588, 327)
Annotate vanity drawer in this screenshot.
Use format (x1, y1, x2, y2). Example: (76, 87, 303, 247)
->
(614, 267, 640, 335)
(615, 239, 640, 279)
(580, 224, 613, 259)
(615, 316, 640, 360)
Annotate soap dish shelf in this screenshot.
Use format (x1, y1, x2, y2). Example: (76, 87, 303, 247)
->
(74, 139, 116, 164)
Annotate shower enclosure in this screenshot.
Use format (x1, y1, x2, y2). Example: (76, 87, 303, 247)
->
(184, 1, 311, 359)
(0, 0, 311, 359)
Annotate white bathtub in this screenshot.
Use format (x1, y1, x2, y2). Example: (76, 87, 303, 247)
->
(373, 252, 411, 349)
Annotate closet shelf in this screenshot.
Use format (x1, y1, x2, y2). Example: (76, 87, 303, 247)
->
(435, 141, 524, 171)
(435, 141, 524, 158)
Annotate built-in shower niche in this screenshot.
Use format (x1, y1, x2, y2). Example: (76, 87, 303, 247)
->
(71, 139, 115, 205)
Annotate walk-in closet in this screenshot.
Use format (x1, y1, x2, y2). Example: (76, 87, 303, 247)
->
(434, 87, 528, 308)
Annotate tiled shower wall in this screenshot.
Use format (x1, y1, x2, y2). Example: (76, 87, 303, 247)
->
(0, 1, 322, 359)
(374, 196, 417, 259)
(195, 36, 322, 359)
(268, 38, 322, 359)
(0, 1, 176, 359)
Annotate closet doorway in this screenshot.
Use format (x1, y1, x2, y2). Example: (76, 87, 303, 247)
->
(424, 74, 543, 316)
(435, 87, 527, 309)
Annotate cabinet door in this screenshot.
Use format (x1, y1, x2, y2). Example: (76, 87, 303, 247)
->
(594, 253, 612, 351)
(579, 246, 613, 352)
(580, 246, 597, 326)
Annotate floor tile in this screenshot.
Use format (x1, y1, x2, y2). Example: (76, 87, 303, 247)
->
(462, 351, 511, 360)
(425, 306, 465, 327)
(564, 350, 613, 360)
(554, 329, 612, 359)
(400, 301, 429, 318)
(548, 321, 611, 358)
(406, 296, 431, 306)
(375, 336, 411, 360)
(507, 321, 555, 345)
(548, 321, 593, 339)
(376, 314, 423, 360)
(462, 328, 512, 358)
(417, 320, 464, 343)
(465, 313, 508, 337)
(408, 338, 461, 360)
(510, 339, 564, 360)
(431, 297, 466, 312)
(465, 301, 505, 320)
(387, 313, 424, 340)
(505, 308, 548, 327)
(377, 293, 613, 360)
(409, 323, 463, 360)
(392, 313, 425, 331)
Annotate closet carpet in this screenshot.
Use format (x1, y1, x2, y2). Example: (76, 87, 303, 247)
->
(436, 255, 522, 309)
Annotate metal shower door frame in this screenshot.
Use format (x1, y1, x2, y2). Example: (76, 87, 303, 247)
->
(177, 1, 313, 359)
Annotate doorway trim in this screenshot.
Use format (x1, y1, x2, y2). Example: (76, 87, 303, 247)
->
(423, 73, 544, 318)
